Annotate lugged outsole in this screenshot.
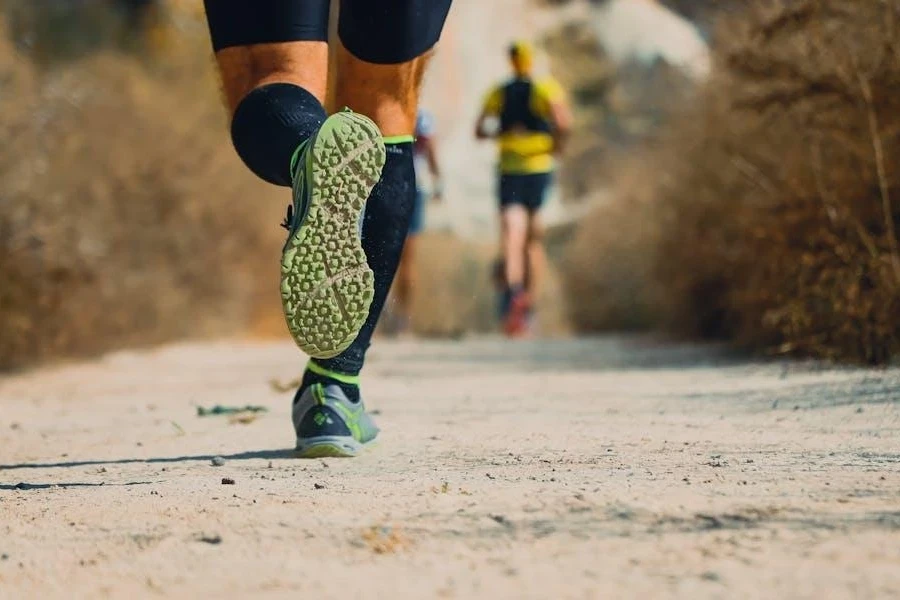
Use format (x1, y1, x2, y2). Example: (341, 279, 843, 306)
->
(295, 437, 364, 459)
(281, 112, 386, 358)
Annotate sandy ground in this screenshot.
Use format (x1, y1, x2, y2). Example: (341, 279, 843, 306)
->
(1, 336, 899, 599)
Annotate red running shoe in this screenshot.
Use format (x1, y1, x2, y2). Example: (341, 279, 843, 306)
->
(504, 292, 532, 338)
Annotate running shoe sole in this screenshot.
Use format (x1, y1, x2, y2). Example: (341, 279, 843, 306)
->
(296, 435, 367, 458)
(281, 112, 385, 359)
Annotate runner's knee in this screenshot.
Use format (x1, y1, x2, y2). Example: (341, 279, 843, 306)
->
(334, 49, 432, 135)
(213, 43, 329, 114)
(502, 210, 529, 254)
(334, 0, 451, 134)
(527, 216, 545, 244)
(204, 1, 330, 110)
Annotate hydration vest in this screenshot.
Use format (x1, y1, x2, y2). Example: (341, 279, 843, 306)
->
(499, 78, 552, 135)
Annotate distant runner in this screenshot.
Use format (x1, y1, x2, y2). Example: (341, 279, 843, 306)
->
(475, 40, 572, 336)
(392, 109, 443, 334)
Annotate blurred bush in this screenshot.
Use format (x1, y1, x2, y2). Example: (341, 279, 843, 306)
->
(0, 2, 286, 370)
(406, 233, 497, 338)
(542, 15, 696, 201)
(564, 0, 900, 363)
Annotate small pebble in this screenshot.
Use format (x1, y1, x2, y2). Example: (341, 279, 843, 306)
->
(221, 478, 235, 485)
(314, 483, 325, 490)
(211, 456, 226, 467)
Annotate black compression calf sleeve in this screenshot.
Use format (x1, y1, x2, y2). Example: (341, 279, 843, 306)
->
(230, 83, 326, 187)
(316, 142, 416, 375)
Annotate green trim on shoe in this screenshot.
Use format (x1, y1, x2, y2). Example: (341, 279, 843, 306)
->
(382, 134, 415, 145)
(288, 141, 307, 175)
(293, 381, 379, 458)
(307, 360, 361, 386)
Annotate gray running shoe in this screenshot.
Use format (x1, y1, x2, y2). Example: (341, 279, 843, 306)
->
(292, 382, 380, 458)
(280, 108, 386, 359)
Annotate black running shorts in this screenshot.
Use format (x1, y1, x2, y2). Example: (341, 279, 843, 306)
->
(204, 0, 453, 64)
(498, 172, 552, 212)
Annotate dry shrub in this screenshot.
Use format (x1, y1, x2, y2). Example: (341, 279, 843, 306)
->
(659, 0, 745, 31)
(542, 15, 696, 201)
(563, 161, 665, 331)
(567, 0, 900, 363)
(405, 233, 497, 338)
(0, 12, 285, 369)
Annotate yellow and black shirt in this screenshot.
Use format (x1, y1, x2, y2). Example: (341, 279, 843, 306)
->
(481, 76, 566, 175)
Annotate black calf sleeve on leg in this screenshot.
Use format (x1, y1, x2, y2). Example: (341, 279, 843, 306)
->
(230, 83, 327, 187)
(315, 142, 416, 376)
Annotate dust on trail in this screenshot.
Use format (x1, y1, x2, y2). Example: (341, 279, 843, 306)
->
(1, 337, 899, 599)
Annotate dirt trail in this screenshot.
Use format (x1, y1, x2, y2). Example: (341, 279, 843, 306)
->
(1, 337, 899, 598)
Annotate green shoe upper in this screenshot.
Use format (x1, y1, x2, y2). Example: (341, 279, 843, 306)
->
(279, 137, 313, 246)
(292, 380, 379, 446)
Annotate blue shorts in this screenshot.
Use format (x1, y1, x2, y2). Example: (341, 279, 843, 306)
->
(498, 172, 552, 212)
(408, 189, 426, 236)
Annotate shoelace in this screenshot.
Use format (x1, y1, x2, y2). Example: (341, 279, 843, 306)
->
(280, 204, 294, 231)
(281, 138, 311, 231)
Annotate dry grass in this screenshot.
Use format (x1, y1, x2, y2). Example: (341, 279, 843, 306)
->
(565, 0, 900, 363)
(0, 6, 285, 369)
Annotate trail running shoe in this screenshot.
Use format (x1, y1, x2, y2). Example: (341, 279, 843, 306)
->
(504, 291, 532, 338)
(292, 381, 379, 458)
(280, 109, 386, 359)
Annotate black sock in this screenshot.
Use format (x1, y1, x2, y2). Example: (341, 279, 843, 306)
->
(230, 83, 326, 187)
(294, 365, 360, 404)
(314, 141, 416, 376)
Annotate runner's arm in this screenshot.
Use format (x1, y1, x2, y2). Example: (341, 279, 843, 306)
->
(541, 79, 572, 154)
(475, 86, 502, 140)
(549, 99, 572, 154)
(475, 110, 495, 140)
